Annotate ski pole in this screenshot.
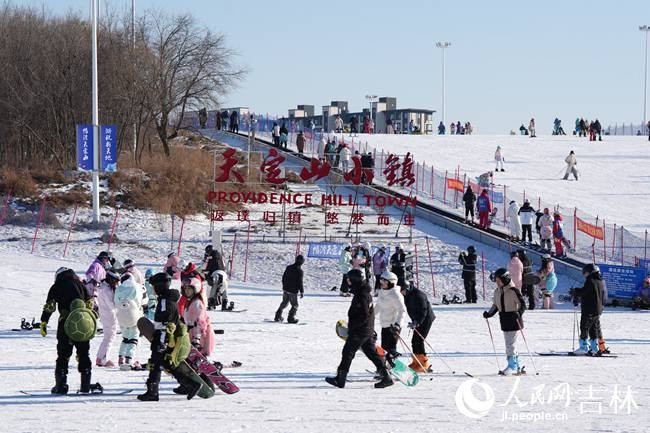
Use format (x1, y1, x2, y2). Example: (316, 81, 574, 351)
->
(485, 318, 501, 371)
(572, 304, 577, 352)
(413, 328, 456, 375)
(516, 319, 539, 375)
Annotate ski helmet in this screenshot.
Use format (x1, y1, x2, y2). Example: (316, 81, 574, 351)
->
(97, 251, 110, 261)
(467, 245, 476, 254)
(122, 259, 135, 269)
(346, 269, 365, 285)
(205, 245, 213, 253)
(582, 263, 600, 276)
(490, 268, 511, 285)
(55, 267, 71, 279)
(524, 198, 530, 204)
(380, 271, 398, 288)
(144, 268, 154, 279)
(149, 272, 171, 288)
(177, 259, 188, 272)
(181, 278, 201, 298)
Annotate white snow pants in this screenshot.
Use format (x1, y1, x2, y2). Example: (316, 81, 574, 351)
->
(118, 326, 139, 359)
(96, 286, 117, 362)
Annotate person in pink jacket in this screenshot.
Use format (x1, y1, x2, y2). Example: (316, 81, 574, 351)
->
(164, 252, 181, 280)
(85, 251, 111, 298)
(507, 251, 523, 290)
(181, 277, 214, 357)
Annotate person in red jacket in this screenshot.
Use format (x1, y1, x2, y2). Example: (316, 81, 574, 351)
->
(552, 211, 565, 257)
(476, 189, 492, 229)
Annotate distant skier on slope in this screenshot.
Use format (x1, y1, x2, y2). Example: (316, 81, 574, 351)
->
(494, 146, 505, 172)
(563, 151, 578, 181)
(274, 255, 305, 324)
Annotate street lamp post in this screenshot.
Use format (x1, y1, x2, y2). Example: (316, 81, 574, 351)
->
(365, 94, 378, 133)
(436, 41, 451, 127)
(640, 25, 650, 134)
(91, 0, 100, 223)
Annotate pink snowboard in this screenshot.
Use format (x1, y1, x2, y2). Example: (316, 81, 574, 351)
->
(186, 348, 240, 394)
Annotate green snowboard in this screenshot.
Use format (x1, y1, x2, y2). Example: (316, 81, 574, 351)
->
(138, 318, 215, 399)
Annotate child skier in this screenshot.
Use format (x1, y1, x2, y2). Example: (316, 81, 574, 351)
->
(571, 264, 606, 355)
(95, 270, 120, 367)
(181, 277, 215, 357)
(401, 282, 436, 373)
(114, 273, 146, 369)
(539, 208, 554, 251)
(483, 268, 526, 375)
(376, 271, 406, 361)
(143, 269, 157, 321)
(40, 267, 97, 394)
(477, 189, 492, 229)
(539, 255, 557, 309)
(552, 211, 566, 257)
(326, 270, 393, 389)
(458, 246, 477, 303)
(494, 146, 505, 172)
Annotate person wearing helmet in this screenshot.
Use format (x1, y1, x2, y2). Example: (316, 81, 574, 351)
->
(371, 245, 388, 295)
(360, 242, 372, 281)
(462, 185, 476, 224)
(40, 267, 95, 394)
(633, 276, 650, 310)
(326, 269, 394, 389)
(376, 271, 406, 362)
(143, 269, 157, 321)
(122, 259, 144, 286)
(164, 252, 181, 280)
(84, 251, 111, 299)
(571, 264, 606, 355)
(483, 268, 526, 375)
(203, 244, 225, 281)
(477, 189, 492, 230)
(275, 255, 305, 324)
(458, 246, 477, 303)
(401, 278, 436, 372)
(181, 278, 214, 358)
(518, 199, 535, 245)
(338, 244, 353, 296)
(538, 208, 554, 251)
(114, 273, 146, 369)
(390, 244, 407, 289)
(95, 270, 120, 368)
(552, 211, 566, 258)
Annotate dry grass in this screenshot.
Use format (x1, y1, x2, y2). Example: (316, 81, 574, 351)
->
(0, 168, 38, 198)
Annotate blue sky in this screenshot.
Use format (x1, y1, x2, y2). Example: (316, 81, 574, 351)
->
(18, 0, 650, 133)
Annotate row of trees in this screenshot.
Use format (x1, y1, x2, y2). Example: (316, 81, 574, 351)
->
(0, 3, 246, 169)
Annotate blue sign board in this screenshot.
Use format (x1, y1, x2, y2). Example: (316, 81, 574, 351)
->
(76, 124, 94, 171)
(598, 264, 646, 300)
(489, 190, 504, 204)
(100, 125, 117, 172)
(307, 242, 391, 259)
(638, 259, 650, 274)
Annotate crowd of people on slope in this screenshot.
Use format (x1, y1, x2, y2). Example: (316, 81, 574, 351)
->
(438, 121, 473, 135)
(574, 118, 603, 141)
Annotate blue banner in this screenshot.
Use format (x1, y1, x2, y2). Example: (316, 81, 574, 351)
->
(100, 125, 117, 172)
(76, 124, 94, 171)
(638, 259, 650, 274)
(598, 264, 646, 300)
(307, 242, 391, 259)
(489, 190, 504, 204)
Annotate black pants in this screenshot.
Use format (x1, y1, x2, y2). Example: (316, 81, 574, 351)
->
(56, 325, 91, 374)
(338, 334, 385, 373)
(522, 284, 535, 309)
(411, 319, 433, 355)
(275, 291, 299, 320)
(340, 274, 349, 293)
(374, 274, 382, 291)
(463, 278, 477, 303)
(522, 225, 532, 243)
(381, 327, 398, 356)
(273, 136, 280, 147)
(465, 205, 474, 220)
(580, 313, 602, 340)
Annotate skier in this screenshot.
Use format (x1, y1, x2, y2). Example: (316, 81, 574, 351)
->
(507, 251, 523, 292)
(571, 264, 606, 355)
(274, 255, 305, 323)
(482, 268, 526, 375)
(401, 280, 435, 373)
(539, 208, 554, 251)
(462, 185, 476, 224)
(528, 118, 536, 138)
(518, 199, 535, 245)
(477, 189, 492, 229)
(181, 278, 215, 357)
(114, 273, 146, 369)
(594, 119, 602, 141)
(376, 271, 406, 361)
(85, 251, 110, 298)
(390, 243, 407, 290)
(494, 146, 505, 172)
(371, 245, 388, 294)
(450, 122, 456, 135)
(40, 267, 96, 394)
(122, 259, 145, 286)
(552, 211, 566, 257)
(539, 255, 557, 309)
(458, 246, 477, 303)
(209, 270, 230, 311)
(95, 270, 120, 367)
(143, 269, 156, 321)
(137, 272, 202, 401)
(338, 244, 353, 295)
(517, 249, 536, 310)
(325, 269, 394, 388)
(164, 252, 181, 280)
(563, 150, 578, 181)
(507, 200, 522, 242)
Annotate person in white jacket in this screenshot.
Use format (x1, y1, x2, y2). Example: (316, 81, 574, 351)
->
(95, 270, 119, 367)
(318, 137, 326, 160)
(494, 146, 505, 172)
(539, 208, 554, 251)
(339, 145, 352, 171)
(376, 271, 406, 360)
(528, 118, 536, 138)
(114, 274, 146, 369)
(507, 200, 522, 241)
(563, 151, 578, 181)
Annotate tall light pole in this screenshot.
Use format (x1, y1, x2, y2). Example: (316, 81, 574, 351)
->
(436, 41, 451, 127)
(365, 94, 377, 132)
(132, 0, 137, 161)
(91, 0, 100, 223)
(640, 25, 650, 134)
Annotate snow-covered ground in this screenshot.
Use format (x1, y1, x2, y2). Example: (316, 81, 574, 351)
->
(334, 133, 650, 234)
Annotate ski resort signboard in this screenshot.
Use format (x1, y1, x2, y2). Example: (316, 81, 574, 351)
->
(598, 264, 645, 300)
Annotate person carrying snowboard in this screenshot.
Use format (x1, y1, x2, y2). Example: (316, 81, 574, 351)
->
(458, 246, 477, 303)
(40, 267, 97, 394)
(477, 189, 492, 229)
(376, 271, 406, 361)
(274, 255, 305, 323)
(114, 273, 146, 369)
(401, 282, 436, 373)
(482, 268, 526, 375)
(463, 185, 476, 224)
(326, 270, 394, 388)
(571, 264, 606, 356)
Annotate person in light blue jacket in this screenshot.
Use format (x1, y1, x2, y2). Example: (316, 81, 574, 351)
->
(539, 254, 557, 309)
(114, 274, 146, 369)
(143, 269, 156, 321)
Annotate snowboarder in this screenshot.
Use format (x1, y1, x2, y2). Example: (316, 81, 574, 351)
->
(95, 270, 120, 367)
(563, 151, 578, 181)
(633, 276, 650, 310)
(274, 255, 305, 323)
(571, 264, 606, 355)
(401, 281, 435, 373)
(507, 200, 522, 242)
(114, 273, 146, 369)
(181, 278, 215, 357)
(326, 270, 393, 388)
(372, 245, 388, 293)
(208, 270, 230, 311)
(517, 249, 536, 310)
(539, 208, 554, 251)
(338, 245, 353, 295)
(390, 243, 407, 290)
(528, 118, 536, 138)
(40, 267, 96, 394)
(518, 199, 535, 244)
(494, 146, 505, 172)
(376, 271, 406, 361)
(477, 189, 492, 229)
(483, 268, 526, 375)
(539, 255, 557, 309)
(463, 185, 476, 224)
(85, 251, 110, 298)
(458, 246, 477, 303)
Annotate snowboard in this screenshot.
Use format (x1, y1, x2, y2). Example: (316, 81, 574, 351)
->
(537, 351, 618, 358)
(264, 319, 307, 325)
(20, 389, 132, 397)
(137, 318, 215, 399)
(185, 348, 240, 395)
(213, 309, 248, 313)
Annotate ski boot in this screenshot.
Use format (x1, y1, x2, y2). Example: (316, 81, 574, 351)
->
(79, 369, 92, 393)
(274, 313, 283, 323)
(172, 384, 190, 395)
(171, 363, 202, 400)
(118, 356, 125, 366)
(598, 338, 611, 354)
(221, 298, 229, 311)
(514, 356, 526, 375)
(287, 317, 299, 324)
(589, 339, 601, 356)
(325, 368, 347, 388)
(442, 295, 450, 305)
(499, 356, 518, 376)
(374, 368, 394, 389)
(573, 338, 589, 355)
(51, 369, 68, 395)
(20, 318, 34, 330)
(137, 378, 160, 401)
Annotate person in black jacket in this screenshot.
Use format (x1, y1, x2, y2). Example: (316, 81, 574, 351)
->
(39, 267, 94, 394)
(458, 246, 477, 303)
(571, 264, 606, 355)
(401, 284, 435, 372)
(517, 249, 536, 310)
(274, 255, 305, 324)
(462, 186, 476, 224)
(390, 244, 407, 289)
(326, 270, 393, 389)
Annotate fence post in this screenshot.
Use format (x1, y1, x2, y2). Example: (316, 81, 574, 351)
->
(0, 193, 10, 225)
(538, 197, 541, 211)
(425, 236, 435, 298)
(295, 227, 303, 256)
(481, 251, 486, 301)
(612, 224, 617, 258)
(229, 233, 238, 278)
(177, 217, 185, 257)
(603, 220, 607, 263)
(645, 229, 648, 261)
(443, 170, 448, 204)
(62, 203, 79, 258)
(415, 162, 419, 195)
(414, 243, 420, 290)
(503, 185, 507, 225)
(31, 197, 47, 254)
(107, 208, 119, 253)
(431, 166, 434, 199)
(620, 226, 624, 265)
(243, 220, 252, 282)
(573, 208, 577, 251)
(171, 214, 175, 252)
(523, 189, 526, 203)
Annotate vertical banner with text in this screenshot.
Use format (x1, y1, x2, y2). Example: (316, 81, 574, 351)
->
(100, 125, 117, 172)
(76, 124, 94, 171)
